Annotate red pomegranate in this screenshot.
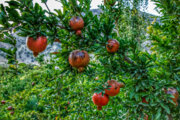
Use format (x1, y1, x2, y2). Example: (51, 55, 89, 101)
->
(106, 39, 119, 53)
(92, 92, 109, 110)
(7, 106, 13, 111)
(105, 80, 124, 96)
(142, 97, 148, 104)
(69, 16, 84, 31)
(76, 30, 82, 36)
(1, 100, 6, 104)
(104, 0, 116, 6)
(166, 88, 179, 106)
(10, 111, 14, 115)
(27, 36, 47, 57)
(68, 50, 90, 72)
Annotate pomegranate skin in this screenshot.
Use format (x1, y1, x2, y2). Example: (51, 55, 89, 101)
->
(106, 39, 119, 53)
(166, 88, 179, 106)
(105, 80, 123, 96)
(69, 17, 84, 31)
(1, 100, 6, 104)
(92, 92, 109, 110)
(7, 106, 13, 111)
(68, 50, 90, 68)
(27, 36, 47, 53)
(10, 111, 14, 115)
(142, 97, 148, 104)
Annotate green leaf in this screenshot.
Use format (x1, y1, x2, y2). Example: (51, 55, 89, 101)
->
(41, 0, 48, 3)
(155, 108, 161, 120)
(160, 103, 170, 114)
(6, 0, 20, 8)
(0, 38, 14, 45)
(5, 7, 20, 20)
(0, 48, 13, 55)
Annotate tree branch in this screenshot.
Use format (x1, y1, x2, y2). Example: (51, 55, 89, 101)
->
(123, 54, 136, 65)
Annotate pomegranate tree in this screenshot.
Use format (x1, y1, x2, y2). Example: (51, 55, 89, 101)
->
(92, 92, 109, 110)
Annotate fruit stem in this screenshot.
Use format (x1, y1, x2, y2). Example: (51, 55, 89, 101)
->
(33, 52, 39, 57)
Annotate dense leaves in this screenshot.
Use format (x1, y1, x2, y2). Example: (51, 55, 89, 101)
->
(0, 0, 179, 119)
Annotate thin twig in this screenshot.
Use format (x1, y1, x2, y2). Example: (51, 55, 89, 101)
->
(123, 54, 136, 65)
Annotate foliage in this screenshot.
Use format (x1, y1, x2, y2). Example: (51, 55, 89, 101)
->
(0, 0, 179, 119)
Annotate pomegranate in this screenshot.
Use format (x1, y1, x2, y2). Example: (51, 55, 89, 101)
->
(104, 0, 116, 6)
(69, 16, 84, 31)
(32, 82, 35, 86)
(105, 80, 124, 96)
(106, 39, 119, 53)
(1, 100, 6, 104)
(92, 92, 109, 110)
(76, 30, 82, 36)
(142, 97, 148, 104)
(10, 111, 14, 115)
(68, 50, 90, 72)
(7, 106, 13, 111)
(27, 36, 47, 57)
(166, 88, 179, 106)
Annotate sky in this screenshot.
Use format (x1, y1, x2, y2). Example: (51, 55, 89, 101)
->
(0, 0, 160, 16)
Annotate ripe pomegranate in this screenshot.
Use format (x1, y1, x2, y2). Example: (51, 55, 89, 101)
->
(104, 0, 116, 6)
(7, 106, 13, 111)
(76, 30, 82, 36)
(105, 80, 124, 96)
(27, 36, 47, 57)
(10, 111, 14, 115)
(92, 92, 109, 110)
(32, 82, 35, 86)
(1, 100, 6, 104)
(142, 97, 148, 104)
(69, 16, 84, 31)
(166, 88, 179, 106)
(68, 50, 90, 72)
(106, 39, 119, 53)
